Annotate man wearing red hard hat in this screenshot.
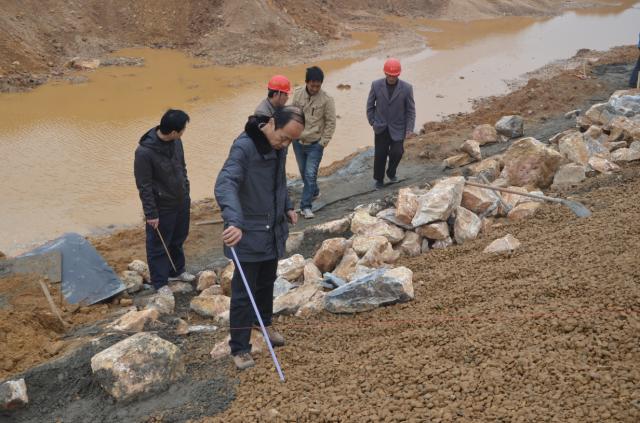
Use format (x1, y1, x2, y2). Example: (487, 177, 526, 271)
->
(255, 75, 292, 117)
(366, 58, 416, 189)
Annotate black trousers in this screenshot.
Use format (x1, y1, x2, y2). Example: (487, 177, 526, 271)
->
(229, 259, 277, 355)
(145, 199, 190, 289)
(630, 55, 640, 88)
(374, 129, 404, 183)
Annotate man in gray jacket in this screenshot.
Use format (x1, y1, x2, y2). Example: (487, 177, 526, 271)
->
(215, 106, 305, 370)
(366, 58, 416, 189)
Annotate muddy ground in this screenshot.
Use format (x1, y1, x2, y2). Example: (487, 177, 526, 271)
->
(0, 0, 631, 92)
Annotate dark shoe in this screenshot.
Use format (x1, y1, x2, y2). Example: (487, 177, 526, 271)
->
(266, 326, 285, 347)
(387, 175, 398, 183)
(232, 352, 255, 370)
(374, 181, 384, 190)
(312, 192, 321, 200)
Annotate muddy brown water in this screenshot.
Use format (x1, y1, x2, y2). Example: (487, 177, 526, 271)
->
(0, 3, 639, 254)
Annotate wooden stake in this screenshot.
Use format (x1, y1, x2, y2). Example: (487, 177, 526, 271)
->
(39, 280, 68, 329)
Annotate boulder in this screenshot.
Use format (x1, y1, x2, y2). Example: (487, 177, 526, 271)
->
(322, 273, 347, 288)
(71, 58, 101, 70)
(432, 237, 453, 250)
(0, 379, 28, 410)
(303, 261, 323, 284)
(497, 186, 528, 216)
(552, 163, 587, 188)
(502, 137, 563, 189)
(508, 202, 542, 220)
(605, 141, 628, 151)
(483, 234, 521, 254)
(352, 235, 389, 256)
(273, 283, 320, 315)
(286, 232, 304, 255)
(396, 187, 419, 224)
(468, 158, 502, 181)
(109, 309, 160, 332)
(495, 115, 524, 138)
(121, 271, 143, 294)
(273, 277, 295, 298)
(197, 270, 217, 291)
(443, 153, 473, 168)
(588, 156, 621, 174)
(461, 140, 482, 161)
(584, 102, 614, 126)
(412, 177, 465, 227)
(606, 89, 640, 116)
(472, 124, 498, 144)
(461, 184, 500, 215)
(200, 285, 224, 296)
(190, 295, 231, 318)
(168, 281, 193, 294)
(295, 291, 327, 318)
(421, 239, 430, 254)
(357, 238, 399, 267)
(333, 248, 359, 281)
(91, 333, 185, 402)
(325, 267, 414, 314)
(549, 129, 579, 145)
(558, 132, 589, 165)
(351, 210, 405, 244)
(630, 141, 640, 151)
(128, 260, 150, 282)
(211, 330, 267, 360)
(377, 208, 415, 231)
(276, 254, 306, 281)
(307, 217, 351, 235)
(313, 237, 349, 273)
(416, 222, 450, 241)
(611, 148, 640, 162)
(144, 286, 175, 315)
(453, 207, 482, 245)
(220, 262, 235, 296)
(397, 231, 422, 257)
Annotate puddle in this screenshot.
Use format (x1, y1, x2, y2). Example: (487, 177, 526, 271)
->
(0, 3, 639, 254)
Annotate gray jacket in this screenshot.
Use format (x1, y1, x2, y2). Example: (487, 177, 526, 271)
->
(255, 98, 276, 117)
(214, 117, 292, 262)
(366, 78, 416, 142)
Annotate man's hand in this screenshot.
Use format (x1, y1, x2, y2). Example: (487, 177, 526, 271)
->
(287, 209, 298, 225)
(146, 218, 159, 230)
(405, 131, 417, 139)
(222, 226, 243, 247)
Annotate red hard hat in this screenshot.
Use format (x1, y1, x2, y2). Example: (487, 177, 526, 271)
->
(267, 75, 292, 94)
(383, 58, 401, 77)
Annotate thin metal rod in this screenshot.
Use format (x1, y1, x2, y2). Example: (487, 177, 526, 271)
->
(231, 247, 285, 382)
(155, 227, 178, 274)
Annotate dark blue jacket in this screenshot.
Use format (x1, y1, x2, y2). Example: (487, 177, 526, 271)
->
(214, 116, 292, 262)
(134, 128, 190, 219)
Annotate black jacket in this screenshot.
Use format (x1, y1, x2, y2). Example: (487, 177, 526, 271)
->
(214, 116, 292, 262)
(134, 127, 190, 219)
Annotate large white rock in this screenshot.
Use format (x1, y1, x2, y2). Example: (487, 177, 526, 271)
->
(461, 139, 482, 161)
(630, 141, 640, 151)
(144, 286, 175, 315)
(453, 207, 482, 245)
(611, 148, 640, 162)
(502, 137, 563, 189)
(273, 283, 320, 315)
(0, 379, 28, 410)
(588, 156, 621, 174)
(121, 271, 143, 294)
(397, 231, 422, 257)
(91, 333, 185, 402)
(472, 124, 498, 144)
(277, 254, 306, 281)
(415, 222, 450, 240)
(351, 210, 405, 244)
(468, 158, 502, 181)
(395, 187, 419, 225)
(412, 177, 465, 227)
(197, 270, 217, 291)
(220, 261, 235, 296)
(377, 208, 415, 231)
(325, 267, 414, 314)
(303, 261, 323, 284)
(558, 132, 590, 165)
(333, 248, 359, 281)
(295, 291, 327, 318)
(607, 89, 640, 116)
(313, 237, 349, 273)
(128, 260, 150, 282)
(109, 309, 160, 333)
(552, 163, 586, 188)
(495, 115, 524, 138)
(443, 153, 473, 169)
(307, 217, 351, 235)
(357, 238, 399, 268)
(461, 184, 500, 215)
(483, 234, 521, 254)
(352, 235, 389, 256)
(190, 295, 230, 318)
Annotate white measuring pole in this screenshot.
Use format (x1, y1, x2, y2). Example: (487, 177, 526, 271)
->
(230, 247, 285, 382)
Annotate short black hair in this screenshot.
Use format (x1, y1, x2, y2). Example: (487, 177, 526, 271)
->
(268, 89, 288, 98)
(273, 106, 305, 130)
(159, 109, 190, 134)
(305, 66, 324, 83)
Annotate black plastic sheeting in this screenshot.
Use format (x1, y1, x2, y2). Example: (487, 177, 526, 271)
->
(20, 233, 125, 305)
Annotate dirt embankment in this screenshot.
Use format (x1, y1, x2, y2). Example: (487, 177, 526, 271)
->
(0, 0, 624, 92)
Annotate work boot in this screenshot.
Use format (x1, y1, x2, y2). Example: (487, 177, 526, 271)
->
(301, 208, 315, 219)
(232, 352, 255, 370)
(387, 175, 398, 183)
(169, 272, 196, 283)
(374, 181, 384, 190)
(265, 326, 285, 347)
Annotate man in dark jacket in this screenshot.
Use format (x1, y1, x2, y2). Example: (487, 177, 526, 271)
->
(215, 106, 305, 370)
(134, 109, 195, 290)
(366, 58, 416, 190)
(630, 32, 640, 88)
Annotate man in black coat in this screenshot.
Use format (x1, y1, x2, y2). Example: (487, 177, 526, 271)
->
(134, 109, 195, 290)
(215, 106, 305, 370)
